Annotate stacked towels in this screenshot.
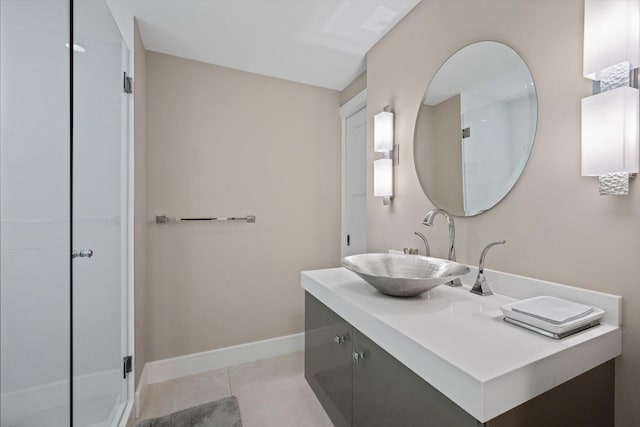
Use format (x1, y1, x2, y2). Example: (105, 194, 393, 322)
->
(501, 296, 604, 339)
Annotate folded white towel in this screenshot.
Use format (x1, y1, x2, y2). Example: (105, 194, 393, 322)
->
(510, 296, 594, 325)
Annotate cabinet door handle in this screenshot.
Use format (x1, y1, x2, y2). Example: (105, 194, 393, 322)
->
(353, 350, 366, 363)
(334, 334, 346, 345)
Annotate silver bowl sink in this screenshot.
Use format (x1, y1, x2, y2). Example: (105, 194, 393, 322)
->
(341, 253, 470, 297)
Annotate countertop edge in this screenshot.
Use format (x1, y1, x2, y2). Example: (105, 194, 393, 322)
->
(480, 327, 621, 421)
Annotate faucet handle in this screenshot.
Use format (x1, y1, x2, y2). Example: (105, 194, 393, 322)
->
(470, 240, 506, 296)
(413, 232, 431, 257)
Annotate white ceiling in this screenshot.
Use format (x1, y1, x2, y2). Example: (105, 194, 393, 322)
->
(107, 0, 420, 91)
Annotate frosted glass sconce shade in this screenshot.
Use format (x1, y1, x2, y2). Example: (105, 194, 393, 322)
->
(374, 111, 394, 152)
(583, 0, 639, 80)
(374, 158, 393, 198)
(582, 86, 639, 176)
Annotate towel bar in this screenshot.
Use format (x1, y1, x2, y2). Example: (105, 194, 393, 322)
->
(156, 215, 256, 224)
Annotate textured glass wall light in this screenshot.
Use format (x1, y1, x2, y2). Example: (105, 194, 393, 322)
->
(373, 108, 394, 205)
(583, 0, 639, 81)
(582, 0, 640, 195)
(582, 87, 639, 175)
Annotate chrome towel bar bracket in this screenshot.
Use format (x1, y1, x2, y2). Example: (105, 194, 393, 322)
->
(156, 215, 256, 224)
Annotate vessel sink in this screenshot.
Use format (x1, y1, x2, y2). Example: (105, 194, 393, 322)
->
(341, 253, 470, 297)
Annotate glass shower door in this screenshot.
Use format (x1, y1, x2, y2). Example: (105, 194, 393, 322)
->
(1, 0, 129, 425)
(72, 0, 129, 425)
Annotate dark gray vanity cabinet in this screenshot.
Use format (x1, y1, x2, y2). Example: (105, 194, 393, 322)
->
(351, 329, 478, 427)
(304, 292, 353, 427)
(305, 292, 478, 427)
(305, 291, 614, 427)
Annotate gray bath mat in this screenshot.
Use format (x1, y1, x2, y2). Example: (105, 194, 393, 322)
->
(136, 396, 242, 427)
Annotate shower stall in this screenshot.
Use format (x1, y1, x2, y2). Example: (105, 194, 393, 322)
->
(1, 0, 132, 425)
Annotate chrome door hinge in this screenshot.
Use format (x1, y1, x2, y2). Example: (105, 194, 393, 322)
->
(123, 355, 133, 378)
(123, 72, 133, 94)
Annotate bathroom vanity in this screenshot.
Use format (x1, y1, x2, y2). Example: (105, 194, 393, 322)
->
(303, 267, 621, 426)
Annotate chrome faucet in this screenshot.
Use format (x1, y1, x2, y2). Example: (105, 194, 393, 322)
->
(422, 208, 456, 260)
(422, 208, 461, 287)
(470, 240, 506, 296)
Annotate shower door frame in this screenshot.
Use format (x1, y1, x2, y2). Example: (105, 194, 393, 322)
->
(122, 25, 136, 427)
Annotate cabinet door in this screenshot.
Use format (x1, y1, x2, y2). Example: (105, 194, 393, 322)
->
(305, 293, 352, 427)
(352, 329, 479, 427)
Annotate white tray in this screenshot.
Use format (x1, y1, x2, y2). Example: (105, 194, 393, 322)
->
(503, 317, 601, 340)
(500, 301, 604, 335)
(509, 295, 594, 324)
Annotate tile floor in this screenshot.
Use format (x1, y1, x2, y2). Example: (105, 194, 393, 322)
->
(136, 351, 334, 427)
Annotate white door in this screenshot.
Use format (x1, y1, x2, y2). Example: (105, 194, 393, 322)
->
(343, 107, 367, 256)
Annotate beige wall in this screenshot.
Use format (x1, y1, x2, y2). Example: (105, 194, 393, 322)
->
(415, 95, 463, 213)
(145, 52, 342, 361)
(133, 19, 147, 385)
(341, 71, 367, 104)
(366, 1, 639, 425)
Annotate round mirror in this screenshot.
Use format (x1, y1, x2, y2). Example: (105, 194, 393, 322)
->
(414, 41, 537, 216)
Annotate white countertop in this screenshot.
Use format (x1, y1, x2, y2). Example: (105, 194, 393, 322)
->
(301, 266, 622, 422)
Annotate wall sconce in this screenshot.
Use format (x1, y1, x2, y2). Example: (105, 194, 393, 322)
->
(374, 109, 394, 205)
(374, 158, 393, 203)
(582, 0, 640, 195)
(374, 111, 394, 152)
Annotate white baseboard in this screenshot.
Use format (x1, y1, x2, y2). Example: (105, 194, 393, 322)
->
(147, 332, 304, 384)
(134, 332, 304, 417)
(134, 364, 148, 419)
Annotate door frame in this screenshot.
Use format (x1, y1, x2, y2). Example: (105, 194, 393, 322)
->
(339, 89, 367, 258)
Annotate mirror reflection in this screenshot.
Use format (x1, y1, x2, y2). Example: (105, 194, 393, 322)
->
(414, 41, 537, 216)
